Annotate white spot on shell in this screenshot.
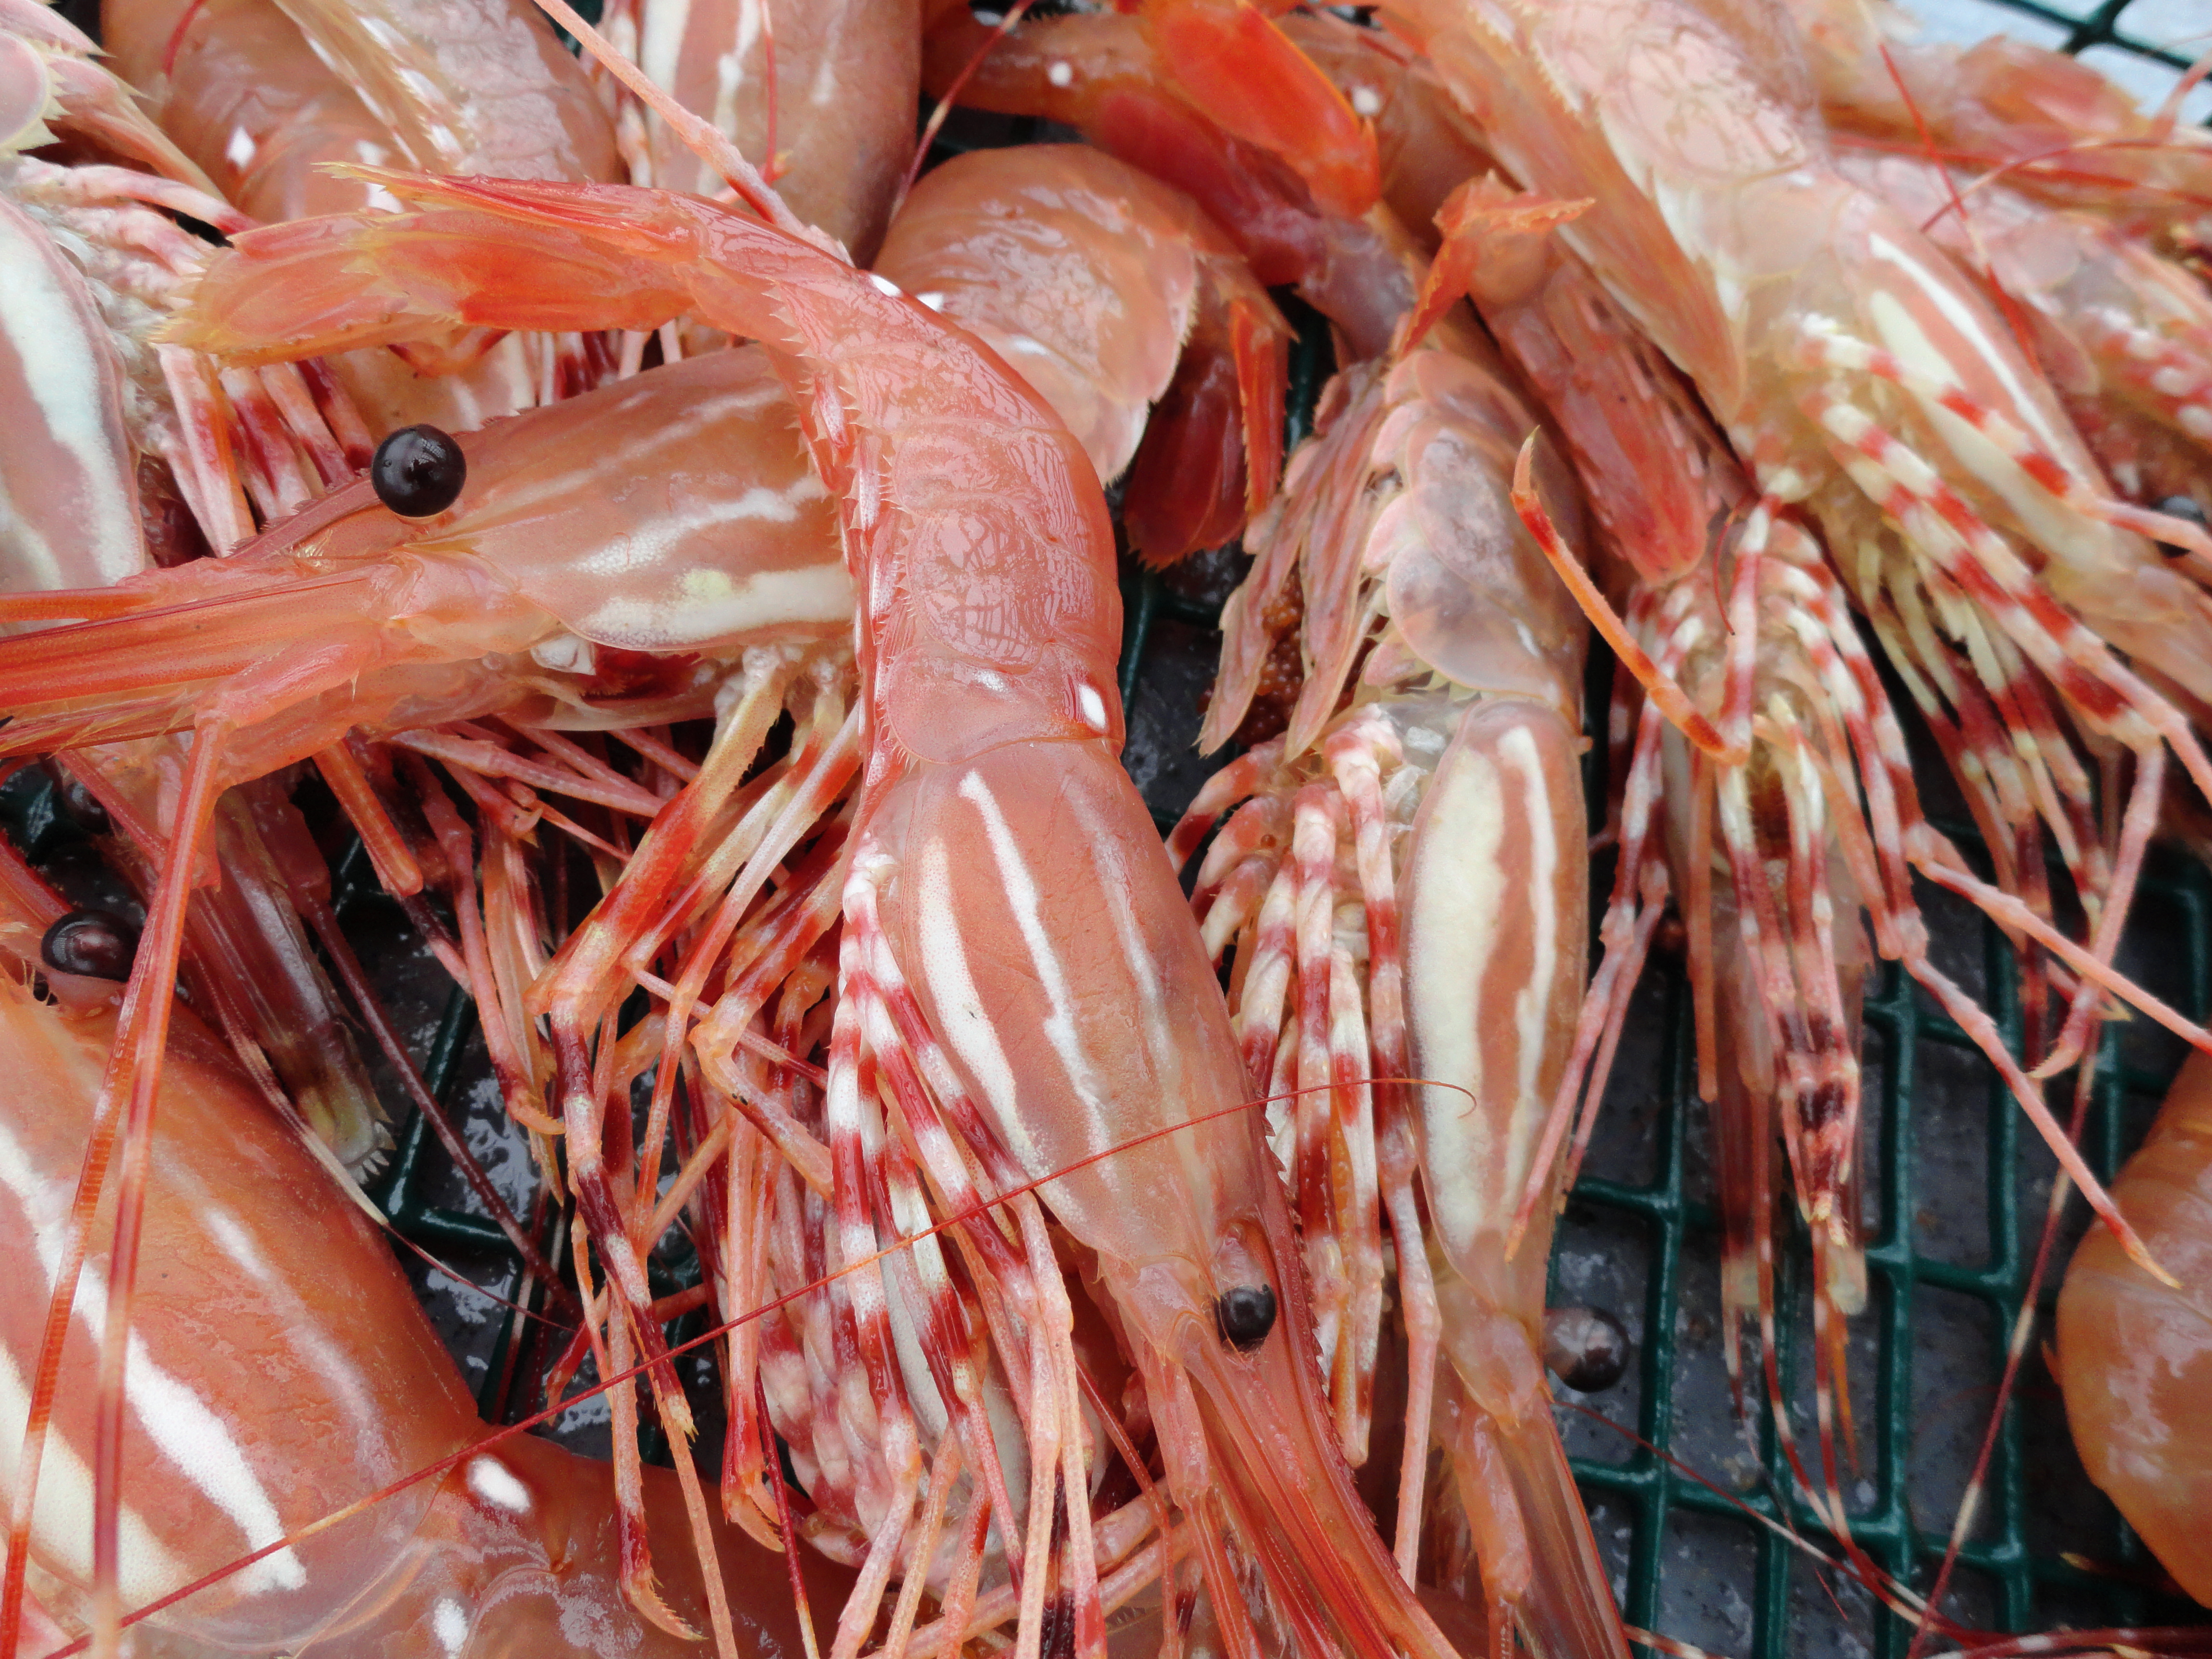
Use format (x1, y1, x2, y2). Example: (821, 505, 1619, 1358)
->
(1077, 683, 1107, 731)
(434, 1598, 468, 1656)
(1349, 85, 1382, 118)
(1047, 60, 1074, 87)
(468, 1455, 532, 1514)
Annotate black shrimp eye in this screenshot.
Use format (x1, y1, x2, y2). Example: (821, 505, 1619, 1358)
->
(1214, 1284, 1277, 1352)
(41, 909, 140, 982)
(371, 424, 467, 517)
(1543, 1304, 1631, 1393)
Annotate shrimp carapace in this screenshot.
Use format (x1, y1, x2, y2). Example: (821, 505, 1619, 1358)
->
(0, 343, 848, 750)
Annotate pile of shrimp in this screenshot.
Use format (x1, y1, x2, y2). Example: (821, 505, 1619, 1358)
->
(2, 0, 2212, 1657)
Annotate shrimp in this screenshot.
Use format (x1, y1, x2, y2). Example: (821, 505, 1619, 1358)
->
(154, 19, 1462, 1640)
(595, 0, 920, 264)
(148, 132, 1297, 1635)
(0, 343, 854, 1659)
(0, 862, 854, 1657)
(103, 0, 623, 433)
(919, 1, 1418, 359)
(2056, 1046, 2212, 1609)
(0, 20, 423, 1178)
(873, 142, 1288, 565)
(1167, 291, 1624, 1656)
(1786, 0, 2212, 255)
(1376, 0, 2210, 1279)
(1836, 148, 2212, 517)
(1412, 182, 2040, 1530)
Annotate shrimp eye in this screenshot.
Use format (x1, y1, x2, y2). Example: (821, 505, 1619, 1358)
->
(1214, 1285, 1277, 1351)
(41, 909, 139, 981)
(1543, 1304, 1631, 1392)
(372, 424, 467, 517)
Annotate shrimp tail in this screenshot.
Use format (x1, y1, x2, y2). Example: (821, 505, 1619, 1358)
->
(167, 198, 682, 364)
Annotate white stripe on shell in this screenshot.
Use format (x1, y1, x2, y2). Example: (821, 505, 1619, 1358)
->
(956, 769, 1103, 1113)
(0, 1117, 308, 1594)
(1405, 728, 1508, 1265)
(0, 214, 141, 590)
(911, 832, 1042, 1173)
(1498, 721, 1561, 1201)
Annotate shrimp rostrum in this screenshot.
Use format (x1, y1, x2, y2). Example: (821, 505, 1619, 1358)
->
(35, 40, 1458, 1659)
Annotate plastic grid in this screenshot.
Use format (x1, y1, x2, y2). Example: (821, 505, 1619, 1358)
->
(1556, 850, 2212, 1659)
(192, 5, 2212, 1655)
(1938, 0, 2212, 102)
